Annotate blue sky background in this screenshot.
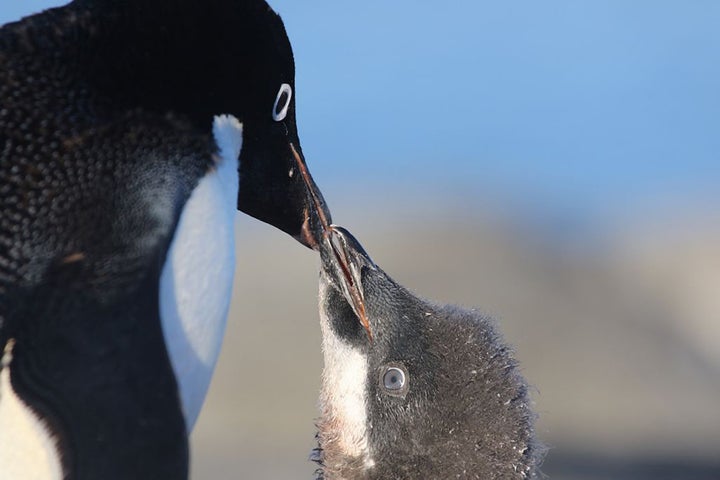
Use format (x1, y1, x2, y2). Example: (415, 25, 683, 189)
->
(4, 1, 719, 233)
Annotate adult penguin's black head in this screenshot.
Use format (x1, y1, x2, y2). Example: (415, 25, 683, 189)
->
(312, 226, 543, 479)
(62, 0, 330, 246)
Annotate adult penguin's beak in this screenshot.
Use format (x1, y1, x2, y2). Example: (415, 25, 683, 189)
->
(237, 121, 331, 249)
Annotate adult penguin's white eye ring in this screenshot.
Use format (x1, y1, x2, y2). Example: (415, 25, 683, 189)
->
(379, 363, 409, 398)
(272, 83, 292, 121)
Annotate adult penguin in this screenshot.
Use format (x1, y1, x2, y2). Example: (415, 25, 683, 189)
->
(0, 0, 329, 478)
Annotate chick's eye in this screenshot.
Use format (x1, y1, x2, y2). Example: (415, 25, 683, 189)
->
(380, 365, 409, 397)
(383, 368, 404, 389)
(272, 83, 292, 121)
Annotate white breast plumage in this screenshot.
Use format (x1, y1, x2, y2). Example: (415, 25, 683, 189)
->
(159, 114, 241, 430)
(317, 282, 374, 469)
(0, 339, 63, 480)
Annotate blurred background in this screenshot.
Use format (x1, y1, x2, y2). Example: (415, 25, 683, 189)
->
(4, 1, 720, 478)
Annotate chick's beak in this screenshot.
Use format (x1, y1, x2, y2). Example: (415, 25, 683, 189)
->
(323, 226, 374, 342)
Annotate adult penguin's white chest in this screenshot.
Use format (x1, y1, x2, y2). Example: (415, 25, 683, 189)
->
(159, 115, 242, 430)
(0, 340, 64, 480)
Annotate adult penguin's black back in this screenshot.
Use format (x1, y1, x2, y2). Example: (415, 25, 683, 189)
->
(0, 0, 329, 478)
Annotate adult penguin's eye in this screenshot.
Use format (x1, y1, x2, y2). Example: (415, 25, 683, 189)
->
(379, 364, 409, 397)
(272, 83, 292, 121)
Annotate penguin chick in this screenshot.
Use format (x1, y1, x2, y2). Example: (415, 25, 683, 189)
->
(312, 226, 543, 480)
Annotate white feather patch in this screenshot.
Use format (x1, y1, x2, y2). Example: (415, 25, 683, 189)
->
(318, 281, 374, 467)
(0, 339, 63, 480)
(159, 115, 241, 430)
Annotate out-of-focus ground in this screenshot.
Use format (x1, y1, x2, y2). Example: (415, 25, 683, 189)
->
(191, 199, 720, 480)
